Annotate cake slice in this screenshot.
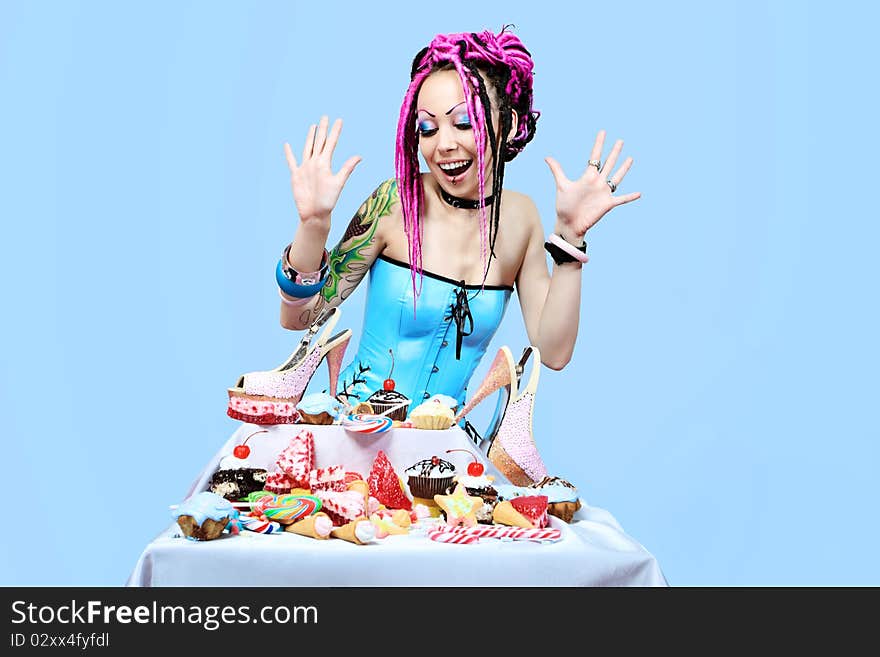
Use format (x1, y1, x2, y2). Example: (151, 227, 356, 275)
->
(313, 489, 368, 526)
(275, 429, 314, 489)
(309, 465, 347, 492)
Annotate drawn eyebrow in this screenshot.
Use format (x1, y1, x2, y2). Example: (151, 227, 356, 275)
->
(446, 101, 466, 115)
(417, 101, 467, 118)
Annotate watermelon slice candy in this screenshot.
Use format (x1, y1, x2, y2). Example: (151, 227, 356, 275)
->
(510, 494, 549, 528)
(367, 450, 412, 511)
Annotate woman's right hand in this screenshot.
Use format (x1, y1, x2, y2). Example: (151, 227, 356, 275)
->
(284, 116, 362, 228)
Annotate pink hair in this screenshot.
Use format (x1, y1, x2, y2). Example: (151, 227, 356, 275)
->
(395, 27, 539, 308)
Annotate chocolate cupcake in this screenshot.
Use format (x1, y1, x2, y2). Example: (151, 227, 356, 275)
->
(366, 349, 411, 421)
(366, 388, 411, 421)
(405, 456, 456, 499)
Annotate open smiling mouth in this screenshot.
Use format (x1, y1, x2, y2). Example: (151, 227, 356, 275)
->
(438, 159, 473, 178)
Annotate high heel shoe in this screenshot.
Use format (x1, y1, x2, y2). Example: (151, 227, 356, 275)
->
(455, 346, 548, 486)
(227, 307, 352, 425)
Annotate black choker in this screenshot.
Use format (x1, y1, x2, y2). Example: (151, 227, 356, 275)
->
(439, 187, 495, 210)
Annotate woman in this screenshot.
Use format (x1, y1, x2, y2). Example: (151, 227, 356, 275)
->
(274, 28, 640, 411)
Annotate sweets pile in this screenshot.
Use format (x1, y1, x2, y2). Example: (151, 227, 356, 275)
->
(174, 428, 582, 547)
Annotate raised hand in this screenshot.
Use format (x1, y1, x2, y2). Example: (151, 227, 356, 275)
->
(284, 116, 362, 227)
(544, 130, 641, 241)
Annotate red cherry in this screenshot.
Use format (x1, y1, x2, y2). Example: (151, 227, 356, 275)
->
(446, 449, 484, 476)
(234, 430, 267, 460)
(431, 455, 440, 466)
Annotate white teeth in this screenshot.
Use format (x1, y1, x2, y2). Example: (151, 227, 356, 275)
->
(439, 160, 472, 171)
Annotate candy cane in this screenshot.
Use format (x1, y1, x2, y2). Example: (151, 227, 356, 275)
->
(428, 524, 561, 542)
(429, 531, 479, 545)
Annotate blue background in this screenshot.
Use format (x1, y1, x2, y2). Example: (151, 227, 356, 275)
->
(2, 0, 877, 586)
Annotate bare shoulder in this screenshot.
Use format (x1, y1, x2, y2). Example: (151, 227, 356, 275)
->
(500, 189, 543, 239)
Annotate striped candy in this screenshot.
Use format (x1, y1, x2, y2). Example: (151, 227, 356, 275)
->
(428, 531, 479, 545)
(427, 524, 562, 542)
(255, 494, 322, 524)
(341, 413, 393, 434)
(239, 514, 283, 534)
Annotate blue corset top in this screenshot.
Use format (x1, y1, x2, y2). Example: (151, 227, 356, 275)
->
(335, 254, 513, 409)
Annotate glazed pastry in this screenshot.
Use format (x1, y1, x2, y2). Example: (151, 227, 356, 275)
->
(296, 392, 346, 425)
(173, 492, 238, 541)
(408, 400, 455, 430)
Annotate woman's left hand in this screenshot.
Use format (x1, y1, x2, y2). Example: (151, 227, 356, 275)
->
(545, 130, 641, 242)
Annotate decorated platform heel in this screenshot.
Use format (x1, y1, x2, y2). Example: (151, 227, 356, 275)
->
(456, 346, 548, 486)
(227, 307, 352, 425)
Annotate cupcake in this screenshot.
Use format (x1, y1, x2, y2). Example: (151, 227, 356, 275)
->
(173, 492, 238, 541)
(427, 393, 460, 414)
(405, 456, 457, 501)
(365, 388, 411, 421)
(296, 392, 345, 425)
(408, 400, 455, 430)
(529, 476, 582, 523)
(365, 349, 411, 421)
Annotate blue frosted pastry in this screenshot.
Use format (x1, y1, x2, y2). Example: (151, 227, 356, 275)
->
(296, 392, 346, 425)
(173, 491, 238, 541)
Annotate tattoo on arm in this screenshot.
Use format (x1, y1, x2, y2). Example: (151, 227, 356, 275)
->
(294, 179, 398, 327)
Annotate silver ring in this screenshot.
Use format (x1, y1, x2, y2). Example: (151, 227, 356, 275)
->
(606, 180, 617, 193)
(588, 159, 601, 171)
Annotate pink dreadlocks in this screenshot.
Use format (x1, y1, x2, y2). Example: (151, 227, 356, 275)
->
(394, 26, 540, 305)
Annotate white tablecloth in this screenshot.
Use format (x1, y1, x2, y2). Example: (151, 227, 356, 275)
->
(127, 424, 667, 587)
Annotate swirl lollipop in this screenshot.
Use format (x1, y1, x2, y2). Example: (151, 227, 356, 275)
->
(341, 413, 394, 434)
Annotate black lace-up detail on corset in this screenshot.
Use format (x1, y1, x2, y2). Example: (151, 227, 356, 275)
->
(446, 282, 474, 361)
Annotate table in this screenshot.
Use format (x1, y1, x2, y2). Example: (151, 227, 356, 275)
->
(127, 424, 667, 587)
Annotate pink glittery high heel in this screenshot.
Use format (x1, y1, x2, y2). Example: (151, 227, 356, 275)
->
(227, 307, 352, 425)
(455, 346, 548, 486)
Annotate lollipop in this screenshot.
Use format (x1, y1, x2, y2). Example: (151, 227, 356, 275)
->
(341, 413, 393, 434)
(254, 494, 322, 525)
